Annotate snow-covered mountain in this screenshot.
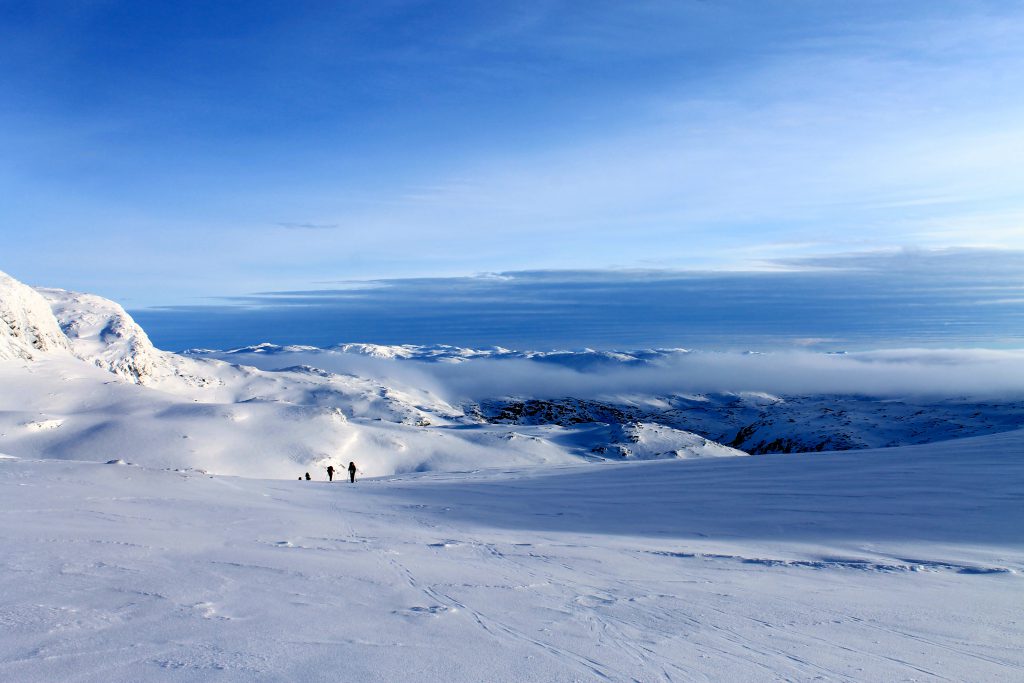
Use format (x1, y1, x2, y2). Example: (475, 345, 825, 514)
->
(0, 271, 71, 360)
(2, 269, 1021, 478)
(0, 271, 742, 476)
(204, 341, 685, 367)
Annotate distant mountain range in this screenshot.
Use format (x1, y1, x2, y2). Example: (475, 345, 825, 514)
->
(2, 269, 1021, 478)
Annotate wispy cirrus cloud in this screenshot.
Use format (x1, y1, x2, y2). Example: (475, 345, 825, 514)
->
(275, 222, 341, 231)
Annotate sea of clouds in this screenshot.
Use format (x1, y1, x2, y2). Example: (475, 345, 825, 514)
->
(219, 347, 1024, 402)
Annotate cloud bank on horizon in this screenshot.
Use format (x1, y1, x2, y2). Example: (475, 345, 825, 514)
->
(133, 249, 1024, 352)
(2, 1, 1024, 306)
(219, 346, 1024, 401)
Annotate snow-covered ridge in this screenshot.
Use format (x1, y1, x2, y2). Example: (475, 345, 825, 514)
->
(0, 270, 223, 388)
(199, 341, 691, 367)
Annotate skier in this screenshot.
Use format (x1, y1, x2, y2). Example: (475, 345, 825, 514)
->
(304, 472, 311, 481)
(327, 465, 335, 482)
(348, 461, 357, 483)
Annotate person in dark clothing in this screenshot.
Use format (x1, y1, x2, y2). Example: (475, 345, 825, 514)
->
(327, 465, 335, 482)
(304, 472, 311, 481)
(348, 461, 357, 483)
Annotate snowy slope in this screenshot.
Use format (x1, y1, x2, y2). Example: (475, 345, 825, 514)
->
(0, 355, 743, 477)
(0, 356, 584, 478)
(0, 271, 70, 361)
(0, 429, 1021, 682)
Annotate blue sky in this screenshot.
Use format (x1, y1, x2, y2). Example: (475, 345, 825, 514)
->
(2, 1, 1024, 307)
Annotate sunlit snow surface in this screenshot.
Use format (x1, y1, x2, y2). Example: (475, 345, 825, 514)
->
(2, 269, 1023, 681)
(1, 429, 1022, 682)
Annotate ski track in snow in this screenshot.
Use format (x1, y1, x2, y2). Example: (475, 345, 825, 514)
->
(1, 430, 1022, 682)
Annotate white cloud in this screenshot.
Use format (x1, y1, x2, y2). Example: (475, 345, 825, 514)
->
(228, 348, 1024, 402)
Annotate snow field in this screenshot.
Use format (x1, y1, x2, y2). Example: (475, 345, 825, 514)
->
(1, 428, 1021, 682)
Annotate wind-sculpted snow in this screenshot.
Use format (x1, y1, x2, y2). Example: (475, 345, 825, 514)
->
(0, 430, 1021, 681)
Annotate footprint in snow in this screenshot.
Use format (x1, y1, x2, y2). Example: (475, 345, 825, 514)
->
(395, 605, 455, 617)
(574, 594, 617, 607)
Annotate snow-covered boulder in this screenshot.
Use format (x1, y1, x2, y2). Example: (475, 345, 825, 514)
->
(0, 270, 71, 361)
